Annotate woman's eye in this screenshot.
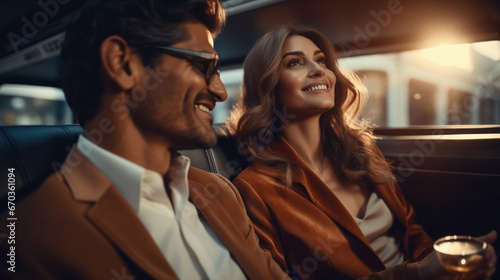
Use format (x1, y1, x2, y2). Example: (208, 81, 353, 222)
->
(316, 58, 326, 66)
(287, 59, 303, 67)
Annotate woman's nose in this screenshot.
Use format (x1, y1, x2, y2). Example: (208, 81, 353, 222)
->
(308, 61, 325, 77)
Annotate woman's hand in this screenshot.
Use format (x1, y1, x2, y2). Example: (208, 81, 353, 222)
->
(476, 230, 497, 279)
(417, 230, 497, 280)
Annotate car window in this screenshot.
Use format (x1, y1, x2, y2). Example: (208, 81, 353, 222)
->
(218, 40, 500, 127)
(0, 83, 73, 125)
(1, 41, 497, 128)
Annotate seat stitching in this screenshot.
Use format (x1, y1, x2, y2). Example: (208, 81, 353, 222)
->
(204, 148, 218, 174)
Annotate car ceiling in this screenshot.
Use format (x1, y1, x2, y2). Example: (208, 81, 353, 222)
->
(0, 0, 499, 87)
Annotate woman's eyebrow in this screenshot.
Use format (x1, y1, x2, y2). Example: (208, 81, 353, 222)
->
(281, 50, 324, 61)
(281, 51, 304, 60)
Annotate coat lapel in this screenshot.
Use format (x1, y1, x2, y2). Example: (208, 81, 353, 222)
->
(260, 136, 386, 269)
(265, 137, 372, 242)
(287, 164, 370, 243)
(62, 146, 177, 279)
(292, 165, 386, 269)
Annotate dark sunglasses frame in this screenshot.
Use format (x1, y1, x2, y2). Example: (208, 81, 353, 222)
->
(143, 45, 220, 85)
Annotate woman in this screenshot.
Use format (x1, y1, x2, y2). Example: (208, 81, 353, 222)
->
(229, 26, 496, 279)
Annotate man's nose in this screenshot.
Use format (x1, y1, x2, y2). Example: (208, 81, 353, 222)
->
(208, 75, 228, 102)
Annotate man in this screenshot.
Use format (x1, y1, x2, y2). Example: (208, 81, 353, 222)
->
(0, 0, 287, 279)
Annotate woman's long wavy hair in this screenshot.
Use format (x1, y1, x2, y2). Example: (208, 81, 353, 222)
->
(228, 26, 395, 187)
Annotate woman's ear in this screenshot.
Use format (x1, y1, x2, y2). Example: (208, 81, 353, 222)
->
(100, 36, 139, 92)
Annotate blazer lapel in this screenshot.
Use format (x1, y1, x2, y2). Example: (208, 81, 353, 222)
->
(188, 179, 241, 244)
(62, 146, 177, 279)
(187, 172, 258, 278)
(86, 189, 177, 279)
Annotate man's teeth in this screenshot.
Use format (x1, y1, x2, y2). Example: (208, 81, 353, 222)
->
(305, 84, 328, 91)
(195, 104, 210, 113)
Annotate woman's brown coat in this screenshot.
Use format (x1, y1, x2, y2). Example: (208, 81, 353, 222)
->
(233, 136, 434, 280)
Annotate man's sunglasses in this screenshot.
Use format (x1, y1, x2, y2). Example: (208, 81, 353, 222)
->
(143, 45, 220, 85)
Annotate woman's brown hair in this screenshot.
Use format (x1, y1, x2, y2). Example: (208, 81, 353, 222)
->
(228, 26, 395, 187)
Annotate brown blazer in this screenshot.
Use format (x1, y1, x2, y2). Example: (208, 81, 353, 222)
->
(0, 146, 288, 280)
(232, 136, 434, 280)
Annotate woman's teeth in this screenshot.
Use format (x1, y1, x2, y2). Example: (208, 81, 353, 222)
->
(305, 84, 327, 91)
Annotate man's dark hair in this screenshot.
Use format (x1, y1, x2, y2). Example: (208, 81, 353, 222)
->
(61, 0, 226, 125)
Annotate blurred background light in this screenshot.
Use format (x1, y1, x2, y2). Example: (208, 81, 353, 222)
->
(419, 44, 472, 71)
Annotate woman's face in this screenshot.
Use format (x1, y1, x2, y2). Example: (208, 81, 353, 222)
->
(276, 35, 336, 118)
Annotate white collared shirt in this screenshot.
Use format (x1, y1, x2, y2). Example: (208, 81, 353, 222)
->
(77, 135, 246, 280)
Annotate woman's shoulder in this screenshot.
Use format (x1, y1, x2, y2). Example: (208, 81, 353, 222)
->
(234, 163, 277, 183)
(232, 163, 287, 193)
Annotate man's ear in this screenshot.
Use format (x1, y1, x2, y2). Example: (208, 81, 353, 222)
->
(100, 36, 139, 91)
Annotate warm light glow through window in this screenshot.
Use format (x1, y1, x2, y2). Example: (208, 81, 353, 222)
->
(472, 41, 500, 61)
(419, 44, 472, 71)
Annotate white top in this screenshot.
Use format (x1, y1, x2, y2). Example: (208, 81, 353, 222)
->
(353, 191, 405, 268)
(77, 135, 246, 280)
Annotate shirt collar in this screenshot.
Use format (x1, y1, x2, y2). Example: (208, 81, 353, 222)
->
(77, 135, 144, 211)
(76, 135, 192, 217)
(166, 152, 191, 220)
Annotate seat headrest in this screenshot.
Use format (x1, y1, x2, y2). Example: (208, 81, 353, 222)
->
(0, 125, 249, 206)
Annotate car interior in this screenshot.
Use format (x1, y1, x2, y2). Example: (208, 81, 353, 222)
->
(1, 0, 500, 262)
